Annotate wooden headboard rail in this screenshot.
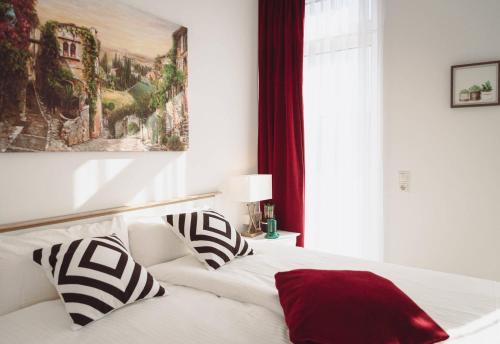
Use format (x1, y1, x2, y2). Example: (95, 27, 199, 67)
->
(0, 192, 220, 233)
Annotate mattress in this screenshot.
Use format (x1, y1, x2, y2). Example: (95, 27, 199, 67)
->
(0, 283, 290, 344)
(148, 241, 500, 343)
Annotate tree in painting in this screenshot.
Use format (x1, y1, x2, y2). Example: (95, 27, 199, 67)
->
(0, 0, 38, 122)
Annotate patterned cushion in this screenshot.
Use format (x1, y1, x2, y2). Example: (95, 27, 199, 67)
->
(165, 210, 254, 270)
(33, 234, 166, 329)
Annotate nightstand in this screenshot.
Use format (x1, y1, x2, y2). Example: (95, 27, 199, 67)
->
(246, 230, 300, 247)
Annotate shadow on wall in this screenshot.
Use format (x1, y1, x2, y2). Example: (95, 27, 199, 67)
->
(0, 152, 187, 224)
(73, 152, 187, 211)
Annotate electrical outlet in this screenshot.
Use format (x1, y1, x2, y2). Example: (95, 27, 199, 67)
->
(399, 171, 410, 192)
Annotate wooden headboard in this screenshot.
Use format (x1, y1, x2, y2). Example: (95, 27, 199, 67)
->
(0, 192, 219, 233)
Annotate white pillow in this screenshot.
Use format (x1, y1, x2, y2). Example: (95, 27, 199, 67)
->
(126, 216, 190, 267)
(0, 216, 128, 315)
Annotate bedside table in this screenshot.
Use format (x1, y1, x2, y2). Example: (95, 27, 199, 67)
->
(246, 230, 300, 247)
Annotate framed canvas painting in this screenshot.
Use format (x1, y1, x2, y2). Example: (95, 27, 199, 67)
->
(0, 0, 188, 152)
(451, 61, 500, 108)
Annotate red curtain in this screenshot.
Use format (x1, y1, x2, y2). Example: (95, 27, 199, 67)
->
(258, 0, 305, 246)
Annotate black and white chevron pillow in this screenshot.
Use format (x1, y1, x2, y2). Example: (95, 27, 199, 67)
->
(33, 234, 165, 329)
(165, 210, 254, 270)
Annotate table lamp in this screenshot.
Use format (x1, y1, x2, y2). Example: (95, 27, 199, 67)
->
(229, 174, 272, 237)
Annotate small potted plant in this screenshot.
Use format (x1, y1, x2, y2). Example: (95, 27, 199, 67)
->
(469, 85, 482, 101)
(481, 81, 494, 101)
(459, 89, 470, 102)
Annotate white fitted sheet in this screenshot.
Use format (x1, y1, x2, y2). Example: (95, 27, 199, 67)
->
(148, 242, 500, 343)
(0, 283, 290, 344)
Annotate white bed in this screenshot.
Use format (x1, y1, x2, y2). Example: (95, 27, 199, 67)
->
(0, 283, 290, 344)
(0, 203, 290, 344)
(147, 241, 500, 343)
(2, 241, 498, 344)
(1, 196, 499, 344)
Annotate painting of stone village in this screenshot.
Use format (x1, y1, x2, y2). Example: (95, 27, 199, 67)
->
(0, 0, 188, 152)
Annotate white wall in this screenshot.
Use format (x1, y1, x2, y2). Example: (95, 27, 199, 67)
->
(0, 0, 258, 227)
(384, 0, 500, 281)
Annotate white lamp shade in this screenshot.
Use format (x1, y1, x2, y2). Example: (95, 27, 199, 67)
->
(229, 174, 272, 202)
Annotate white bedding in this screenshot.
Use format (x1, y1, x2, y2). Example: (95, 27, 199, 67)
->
(148, 242, 500, 343)
(1, 241, 498, 344)
(0, 283, 290, 344)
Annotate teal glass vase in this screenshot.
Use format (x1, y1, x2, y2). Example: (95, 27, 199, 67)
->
(265, 218, 279, 239)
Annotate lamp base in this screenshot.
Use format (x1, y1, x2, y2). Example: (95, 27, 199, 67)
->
(241, 230, 263, 238)
(241, 202, 263, 238)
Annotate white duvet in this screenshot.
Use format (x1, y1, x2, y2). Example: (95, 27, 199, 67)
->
(148, 242, 500, 343)
(0, 283, 290, 344)
(1, 242, 499, 344)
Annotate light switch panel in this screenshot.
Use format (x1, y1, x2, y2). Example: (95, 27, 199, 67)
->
(399, 171, 410, 192)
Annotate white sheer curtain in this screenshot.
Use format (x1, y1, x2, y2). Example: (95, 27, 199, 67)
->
(304, 0, 383, 261)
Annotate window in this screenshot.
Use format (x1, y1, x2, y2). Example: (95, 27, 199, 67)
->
(303, 0, 382, 261)
(63, 42, 69, 57)
(70, 43, 76, 58)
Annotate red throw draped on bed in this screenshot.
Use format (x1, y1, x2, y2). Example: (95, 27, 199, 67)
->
(258, 0, 305, 246)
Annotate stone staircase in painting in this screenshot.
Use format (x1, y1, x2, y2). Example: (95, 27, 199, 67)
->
(7, 82, 51, 152)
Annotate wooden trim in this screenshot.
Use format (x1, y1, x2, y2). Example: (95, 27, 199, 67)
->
(451, 60, 500, 108)
(0, 192, 220, 233)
